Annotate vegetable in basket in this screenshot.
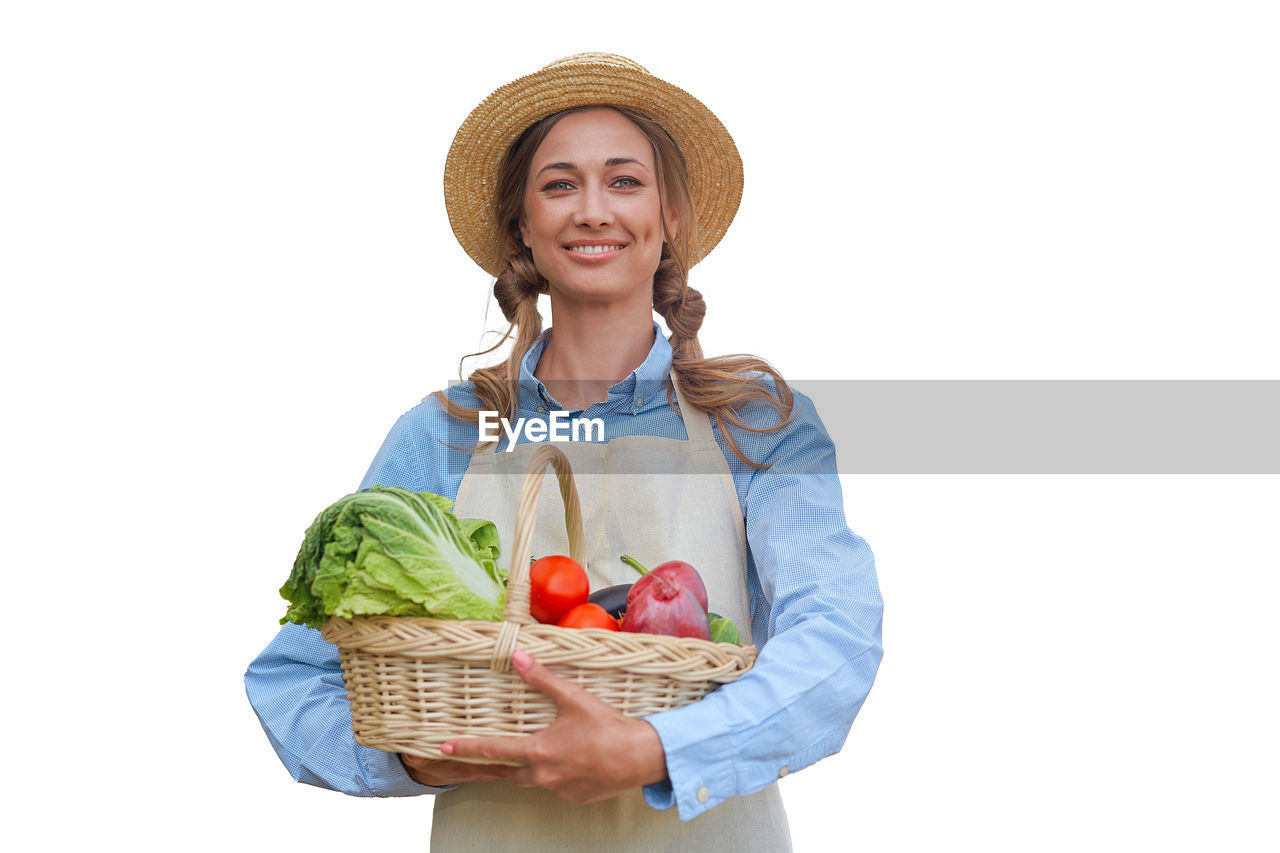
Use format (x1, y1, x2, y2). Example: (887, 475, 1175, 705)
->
(556, 602, 620, 631)
(528, 554, 589, 624)
(625, 555, 708, 609)
(583, 553, 649, 618)
(279, 486, 507, 629)
(587, 584, 632, 619)
(617, 555, 710, 640)
(621, 572, 710, 639)
(707, 613, 740, 644)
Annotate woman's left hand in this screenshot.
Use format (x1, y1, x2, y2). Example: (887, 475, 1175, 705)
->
(444, 649, 669, 804)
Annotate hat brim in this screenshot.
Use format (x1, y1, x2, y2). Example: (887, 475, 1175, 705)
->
(444, 55, 743, 278)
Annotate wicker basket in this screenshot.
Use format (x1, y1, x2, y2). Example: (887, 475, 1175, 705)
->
(322, 443, 757, 763)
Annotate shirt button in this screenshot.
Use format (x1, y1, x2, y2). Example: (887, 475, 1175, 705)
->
(778, 765, 790, 778)
(633, 397, 643, 407)
(696, 786, 709, 803)
(536, 406, 546, 414)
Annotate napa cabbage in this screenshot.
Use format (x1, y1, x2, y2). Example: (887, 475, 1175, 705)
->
(280, 486, 506, 628)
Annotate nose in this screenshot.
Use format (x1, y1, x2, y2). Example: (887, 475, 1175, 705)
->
(574, 183, 612, 229)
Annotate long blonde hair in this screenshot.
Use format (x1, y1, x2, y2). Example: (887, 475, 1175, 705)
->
(434, 105, 794, 468)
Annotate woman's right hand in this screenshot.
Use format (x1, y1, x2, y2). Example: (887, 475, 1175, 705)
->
(400, 754, 514, 786)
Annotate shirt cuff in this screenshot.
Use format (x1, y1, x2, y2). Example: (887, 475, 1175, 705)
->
(361, 747, 456, 797)
(642, 777, 675, 811)
(643, 706, 738, 821)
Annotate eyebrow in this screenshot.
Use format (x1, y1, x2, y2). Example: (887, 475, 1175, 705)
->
(535, 157, 647, 176)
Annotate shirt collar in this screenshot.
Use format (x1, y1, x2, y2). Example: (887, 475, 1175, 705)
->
(517, 322, 673, 416)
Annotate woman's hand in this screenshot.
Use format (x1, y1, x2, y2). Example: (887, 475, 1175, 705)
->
(443, 649, 669, 804)
(400, 754, 513, 787)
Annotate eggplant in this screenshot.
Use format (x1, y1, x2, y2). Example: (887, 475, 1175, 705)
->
(588, 583, 633, 619)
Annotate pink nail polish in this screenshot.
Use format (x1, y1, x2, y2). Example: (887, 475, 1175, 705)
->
(512, 650, 531, 669)
(441, 743, 454, 755)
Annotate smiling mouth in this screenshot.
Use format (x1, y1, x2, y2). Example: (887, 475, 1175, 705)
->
(564, 243, 627, 254)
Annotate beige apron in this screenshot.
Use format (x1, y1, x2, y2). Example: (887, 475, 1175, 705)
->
(430, 375, 792, 852)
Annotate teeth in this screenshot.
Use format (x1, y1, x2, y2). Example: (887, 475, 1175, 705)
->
(568, 244, 623, 254)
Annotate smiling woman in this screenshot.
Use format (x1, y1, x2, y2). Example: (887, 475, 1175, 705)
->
(245, 52, 884, 853)
(520, 110, 669, 318)
(435, 100, 688, 414)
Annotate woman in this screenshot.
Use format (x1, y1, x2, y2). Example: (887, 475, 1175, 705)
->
(246, 53, 883, 851)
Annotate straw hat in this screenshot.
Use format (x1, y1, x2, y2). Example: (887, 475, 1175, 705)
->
(443, 52, 744, 277)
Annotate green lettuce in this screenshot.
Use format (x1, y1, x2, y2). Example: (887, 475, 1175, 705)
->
(280, 486, 506, 628)
(707, 612, 741, 645)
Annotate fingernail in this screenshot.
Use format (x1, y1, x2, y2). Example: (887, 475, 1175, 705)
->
(440, 743, 454, 755)
(512, 650, 531, 669)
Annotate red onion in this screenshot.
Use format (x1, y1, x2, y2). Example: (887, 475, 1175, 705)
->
(625, 560, 709, 612)
(620, 572, 710, 640)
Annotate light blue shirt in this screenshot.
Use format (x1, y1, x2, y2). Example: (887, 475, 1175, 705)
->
(244, 324, 883, 821)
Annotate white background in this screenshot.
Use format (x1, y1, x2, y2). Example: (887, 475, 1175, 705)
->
(3, 2, 1277, 850)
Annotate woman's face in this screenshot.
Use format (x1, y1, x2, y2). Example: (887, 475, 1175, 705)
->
(520, 108, 671, 306)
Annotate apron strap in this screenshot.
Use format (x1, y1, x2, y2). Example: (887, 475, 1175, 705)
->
(670, 371, 716, 445)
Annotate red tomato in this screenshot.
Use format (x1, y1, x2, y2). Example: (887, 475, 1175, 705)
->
(528, 555, 589, 624)
(557, 603, 620, 631)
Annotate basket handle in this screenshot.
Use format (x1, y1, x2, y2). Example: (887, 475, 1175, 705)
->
(489, 444, 586, 671)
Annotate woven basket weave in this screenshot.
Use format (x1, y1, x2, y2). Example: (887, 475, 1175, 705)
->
(322, 443, 757, 764)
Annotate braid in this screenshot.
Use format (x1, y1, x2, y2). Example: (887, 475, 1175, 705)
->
(438, 255, 546, 441)
(650, 250, 796, 469)
(494, 255, 546, 323)
(652, 249, 705, 362)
